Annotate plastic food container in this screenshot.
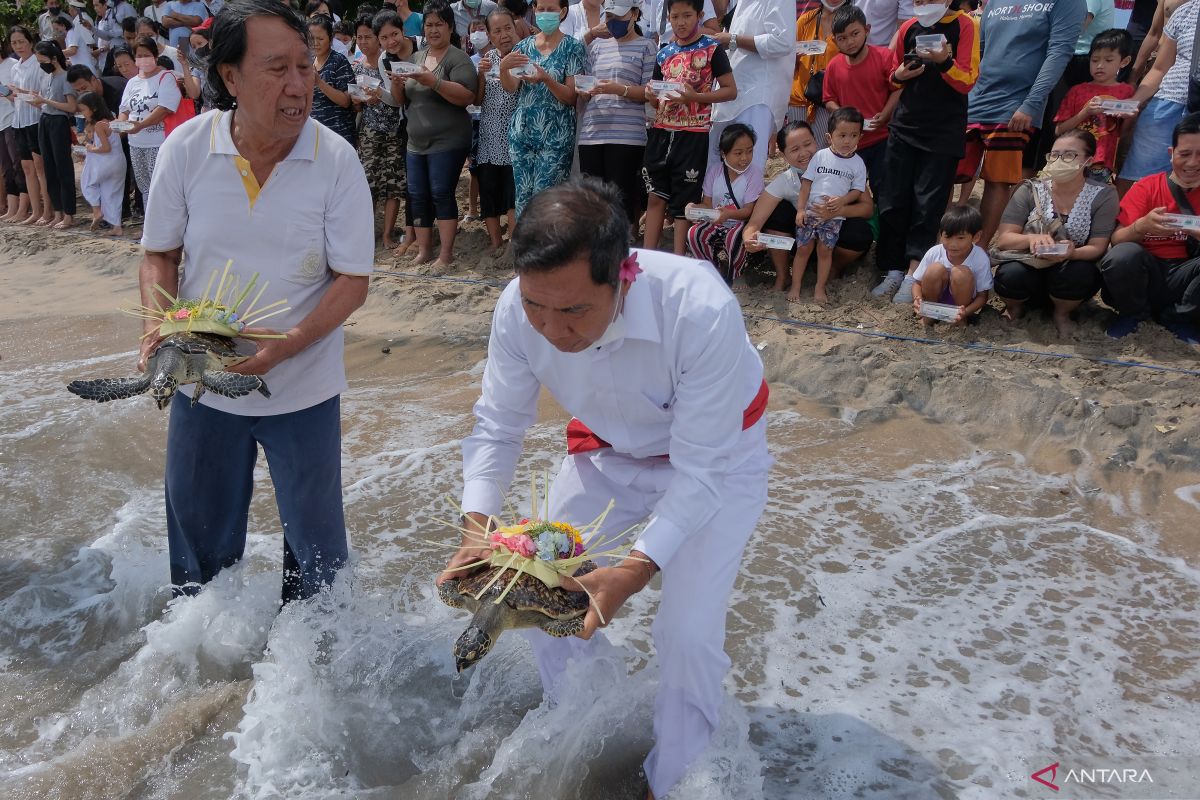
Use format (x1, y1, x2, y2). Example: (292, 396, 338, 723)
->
(795, 40, 827, 55)
(1033, 241, 1070, 255)
(389, 61, 424, 76)
(647, 80, 684, 95)
(915, 34, 947, 52)
(684, 207, 721, 222)
(358, 75, 382, 90)
(512, 63, 538, 77)
(919, 301, 960, 322)
(110, 120, 135, 133)
(1098, 99, 1139, 115)
(755, 233, 795, 250)
(1161, 213, 1200, 231)
(574, 75, 597, 92)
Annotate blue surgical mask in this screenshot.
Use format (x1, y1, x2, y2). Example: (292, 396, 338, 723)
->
(535, 11, 561, 33)
(606, 18, 630, 38)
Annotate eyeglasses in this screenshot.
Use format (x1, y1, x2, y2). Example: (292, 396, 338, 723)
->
(1045, 151, 1082, 163)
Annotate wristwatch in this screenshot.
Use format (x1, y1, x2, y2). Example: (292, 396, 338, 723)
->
(727, 35, 738, 51)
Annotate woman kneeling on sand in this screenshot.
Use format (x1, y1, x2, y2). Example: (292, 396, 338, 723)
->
(991, 130, 1118, 337)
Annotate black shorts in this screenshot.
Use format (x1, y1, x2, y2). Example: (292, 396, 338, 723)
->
(642, 127, 708, 216)
(16, 124, 40, 160)
(476, 162, 514, 219)
(764, 199, 873, 253)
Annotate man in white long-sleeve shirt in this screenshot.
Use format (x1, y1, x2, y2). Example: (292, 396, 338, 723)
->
(439, 178, 771, 800)
(708, 0, 795, 172)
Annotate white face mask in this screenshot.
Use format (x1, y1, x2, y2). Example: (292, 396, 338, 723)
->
(821, 0, 846, 9)
(724, 158, 749, 176)
(914, 3, 948, 26)
(590, 287, 625, 349)
(470, 30, 490, 50)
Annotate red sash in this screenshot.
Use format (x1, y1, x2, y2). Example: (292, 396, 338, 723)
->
(565, 379, 769, 456)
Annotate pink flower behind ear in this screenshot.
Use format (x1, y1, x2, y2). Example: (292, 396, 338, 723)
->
(618, 253, 641, 284)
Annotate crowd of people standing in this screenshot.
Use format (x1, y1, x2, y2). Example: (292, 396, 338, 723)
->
(3, 0, 1200, 339)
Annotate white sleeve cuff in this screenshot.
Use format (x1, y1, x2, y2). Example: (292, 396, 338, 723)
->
(633, 515, 689, 571)
(461, 479, 506, 520)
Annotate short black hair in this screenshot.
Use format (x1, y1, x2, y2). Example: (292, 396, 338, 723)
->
(134, 34, 159, 57)
(53, 15, 75, 30)
(422, 1, 461, 49)
(831, 4, 867, 35)
(371, 8, 403, 34)
(776, 119, 813, 151)
(719, 122, 756, 154)
(667, 0, 704, 15)
(1173, 112, 1200, 147)
(939, 204, 983, 237)
(305, 0, 330, 15)
(308, 13, 335, 38)
(77, 90, 115, 122)
(829, 105, 864, 133)
(208, 0, 310, 112)
(1089, 28, 1133, 58)
(66, 63, 98, 83)
(34, 40, 68, 70)
(1054, 128, 1097, 158)
(512, 177, 631, 288)
(120, 15, 138, 33)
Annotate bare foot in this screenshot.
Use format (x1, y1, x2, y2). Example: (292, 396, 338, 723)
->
(89, 218, 101, 232)
(431, 257, 453, 270)
(999, 304, 1024, 323)
(786, 291, 802, 304)
(17, 214, 38, 225)
(107, 226, 124, 237)
(772, 281, 787, 292)
(54, 217, 74, 230)
(1052, 312, 1074, 338)
(414, 250, 435, 264)
(34, 217, 53, 226)
(393, 240, 412, 257)
(814, 289, 830, 305)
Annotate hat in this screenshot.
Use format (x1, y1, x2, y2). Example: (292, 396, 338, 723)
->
(195, 15, 213, 30)
(68, 0, 88, 8)
(603, 0, 642, 14)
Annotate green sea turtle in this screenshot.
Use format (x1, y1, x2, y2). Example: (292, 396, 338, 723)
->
(438, 560, 598, 672)
(67, 331, 270, 410)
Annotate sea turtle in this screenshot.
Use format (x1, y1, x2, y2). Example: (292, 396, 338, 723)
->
(438, 560, 598, 672)
(67, 331, 270, 410)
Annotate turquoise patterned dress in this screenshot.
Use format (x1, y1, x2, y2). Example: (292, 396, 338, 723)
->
(508, 34, 587, 215)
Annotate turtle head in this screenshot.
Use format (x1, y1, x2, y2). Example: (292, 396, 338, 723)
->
(150, 375, 178, 409)
(453, 625, 493, 672)
(149, 347, 184, 409)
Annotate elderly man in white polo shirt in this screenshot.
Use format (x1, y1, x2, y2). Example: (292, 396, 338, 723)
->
(439, 178, 770, 799)
(139, 0, 374, 602)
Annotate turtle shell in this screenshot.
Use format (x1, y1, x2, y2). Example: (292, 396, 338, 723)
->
(453, 560, 598, 620)
(160, 331, 242, 360)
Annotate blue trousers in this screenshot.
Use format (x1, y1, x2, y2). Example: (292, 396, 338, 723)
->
(406, 147, 469, 226)
(165, 395, 347, 603)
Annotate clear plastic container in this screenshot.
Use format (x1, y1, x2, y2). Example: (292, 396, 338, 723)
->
(755, 233, 795, 250)
(389, 61, 424, 76)
(915, 34, 947, 52)
(684, 207, 721, 222)
(1161, 213, 1200, 231)
(512, 63, 538, 77)
(1098, 99, 1139, 115)
(358, 75, 382, 90)
(574, 75, 597, 92)
(795, 40, 827, 55)
(919, 301, 960, 322)
(647, 79, 684, 95)
(110, 120, 135, 133)
(1033, 241, 1070, 255)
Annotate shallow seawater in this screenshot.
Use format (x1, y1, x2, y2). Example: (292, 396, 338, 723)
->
(1, 315, 1198, 800)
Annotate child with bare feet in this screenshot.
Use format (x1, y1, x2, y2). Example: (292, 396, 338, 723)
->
(791, 106, 866, 304)
(911, 204, 991, 327)
(76, 91, 125, 237)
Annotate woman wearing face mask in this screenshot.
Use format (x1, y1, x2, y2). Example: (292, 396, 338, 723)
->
(684, 123, 762, 285)
(0, 33, 31, 224)
(391, 2, 479, 268)
(377, 10, 419, 254)
(354, 14, 406, 249)
(789, 0, 842, 139)
(28, 41, 78, 229)
(309, 15, 357, 145)
(7, 26, 52, 226)
(743, 121, 875, 289)
(991, 130, 1118, 337)
(500, 0, 586, 215)
(575, 0, 654, 229)
(135, 18, 182, 73)
(116, 36, 181, 200)
(473, 8, 520, 251)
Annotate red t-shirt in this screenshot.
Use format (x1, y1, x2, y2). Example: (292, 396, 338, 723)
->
(1118, 172, 1200, 260)
(822, 45, 894, 150)
(1053, 82, 1135, 170)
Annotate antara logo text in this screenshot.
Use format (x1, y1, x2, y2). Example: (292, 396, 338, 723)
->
(1031, 762, 1155, 791)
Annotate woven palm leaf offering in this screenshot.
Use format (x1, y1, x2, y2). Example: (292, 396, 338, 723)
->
(67, 262, 289, 410)
(434, 475, 647, 672)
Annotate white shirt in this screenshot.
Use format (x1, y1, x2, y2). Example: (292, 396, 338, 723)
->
(65, 25, 98, 73)
(451, 0, 498, 39)
(0, 59, 15, 131)
(120, 71, 182, 148)
(461, 249, 766, 568)
(802, 147, 867, 218)
(710, 0, 794, 130)
(913, 243, 994, 294)
(854, 0, 916, 48)
(143, 2, 169, 24)
(561, 1, 601, 40)
(141, 110, 375, 416)
(11, 55, 47, 129)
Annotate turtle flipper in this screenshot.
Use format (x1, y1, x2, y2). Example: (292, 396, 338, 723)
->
(438, 580, 467, 609)
(200, 371, 268, 400)
(67, 375, 152, 403)
(541, 617, 585, 638)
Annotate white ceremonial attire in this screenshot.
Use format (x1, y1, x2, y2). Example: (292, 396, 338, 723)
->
(709, 0, 794, 174)
(461, 249, 772, 798)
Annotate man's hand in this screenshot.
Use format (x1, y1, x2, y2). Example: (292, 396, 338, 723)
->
(225, 328, 300, 376)
(1135, 206, 1178, 238)
(564, 551, 658, 639)
(137, 330, 165, 372)
(436, 511, 495, 586)
(1008, 109, 1034, 132)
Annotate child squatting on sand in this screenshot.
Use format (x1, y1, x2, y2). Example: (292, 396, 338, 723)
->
(790, 106, 867, 304)
(911, 204, 993, 327)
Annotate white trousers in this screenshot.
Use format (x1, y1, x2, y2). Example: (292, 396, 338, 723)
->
(522, 419, 771, 798)
(707, 103, 777, 178)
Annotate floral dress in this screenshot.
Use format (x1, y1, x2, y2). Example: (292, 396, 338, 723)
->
(313, 49, 357, 146)
(353, 57, 406, 200)
(508, 34, 586, 215)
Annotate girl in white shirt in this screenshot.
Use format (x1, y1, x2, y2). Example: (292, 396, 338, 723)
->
(7, 25, 52, 226)
(77, 89, 125, 235)
(117, 36, 181, 197)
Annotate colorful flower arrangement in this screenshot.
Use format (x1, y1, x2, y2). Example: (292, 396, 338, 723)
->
(127, 261, 289, 340)
(489, 519, 586, 562)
